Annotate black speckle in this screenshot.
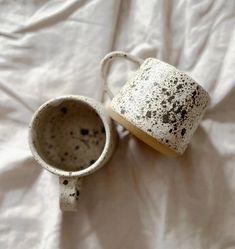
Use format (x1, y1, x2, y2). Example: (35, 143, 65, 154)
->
(177, 84, 183, 90)
(63, 180, 68, 185)
(166, 92, 171, 96)
(162, 113, 170, 123)
(174, 78, 178, 84)
(121, 109, 126, 114)
(94, 130, 99, 135)
(192, 90, 197, 97)
(146, 111, 152, 118)
(169, 129, 173, 133)
(60, 107, 68, 114)
(80, 166, 84, 170)
(64, 152, 68, 156)
(147, 129, 152, 132)
(181, 128, 186, 136)
(175, 106, 183, 114)
(166, 139, 169, 143)
(136, 115, 140, 119)
(61, 157, 65, 162)
(90, 160, 95, 165)
(73, 156, 77, 160)
(162, 88, 167, 92)
(181, 110, 187, 119)
(70, 131, 74, 135)
(76, 190, 80, 196)
(101, 126, 105, 133)
(51, 135, 55, 139)
(75, 145, 79, 150)
(168, 96, 175, 103)
(80, 128, 89, 135)
(153, 111, 157, 116)
(161, 100, 166, 105)
(70, 193, 75, 196)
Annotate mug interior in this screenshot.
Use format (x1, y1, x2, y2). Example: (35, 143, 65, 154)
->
(31, 99, 106, 172)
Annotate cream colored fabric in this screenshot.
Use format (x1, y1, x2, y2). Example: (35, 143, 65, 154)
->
(0, 0, 235, 248)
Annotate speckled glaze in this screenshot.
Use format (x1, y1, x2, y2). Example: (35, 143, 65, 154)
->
(101, 51, 210, 155)
(29, 95, 117, 211)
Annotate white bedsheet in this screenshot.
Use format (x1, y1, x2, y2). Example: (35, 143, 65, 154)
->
(1, 0, 235, 248)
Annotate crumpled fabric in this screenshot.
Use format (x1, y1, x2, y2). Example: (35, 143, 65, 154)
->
(0, 0, 235, 248)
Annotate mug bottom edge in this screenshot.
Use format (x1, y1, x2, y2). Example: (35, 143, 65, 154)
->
(108, 108, 180, 157)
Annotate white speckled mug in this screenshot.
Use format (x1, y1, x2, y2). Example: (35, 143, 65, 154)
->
(29, 95, 117, 211)
(101, 51, 210, 156)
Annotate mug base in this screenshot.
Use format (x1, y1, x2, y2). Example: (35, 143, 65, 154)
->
(108, 108, 180, 157)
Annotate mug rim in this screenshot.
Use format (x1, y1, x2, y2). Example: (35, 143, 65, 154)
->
(28, 95, 113, 177)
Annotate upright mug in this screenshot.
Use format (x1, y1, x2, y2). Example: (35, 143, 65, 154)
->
(29, 95, 117, 211)
(101, 51, 210, 156)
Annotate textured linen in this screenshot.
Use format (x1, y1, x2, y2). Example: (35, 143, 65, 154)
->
(0, 0, 235, 248)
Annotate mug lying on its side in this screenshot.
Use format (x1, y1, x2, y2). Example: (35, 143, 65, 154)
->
(101, 51, 210, 156)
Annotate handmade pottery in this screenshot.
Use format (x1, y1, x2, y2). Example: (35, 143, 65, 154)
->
(29, 95, 117, 211)
(101, 51, 210, 156)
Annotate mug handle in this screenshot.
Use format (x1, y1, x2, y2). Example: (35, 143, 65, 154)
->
(101, 51, 144, 100)
(59, 176, 83, 211)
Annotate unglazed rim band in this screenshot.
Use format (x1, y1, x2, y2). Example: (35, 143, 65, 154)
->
(108, 107, 180, 157)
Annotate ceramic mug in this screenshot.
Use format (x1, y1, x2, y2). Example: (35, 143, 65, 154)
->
(101, 51, 210, 156)
(29, 95, 117, 211)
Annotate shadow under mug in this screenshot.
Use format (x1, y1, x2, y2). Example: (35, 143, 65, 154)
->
(28, 95, 117, 211)
(101, 51, 210, 156)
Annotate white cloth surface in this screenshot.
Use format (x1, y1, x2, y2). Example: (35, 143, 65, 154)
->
(0, 0, 235, 248)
